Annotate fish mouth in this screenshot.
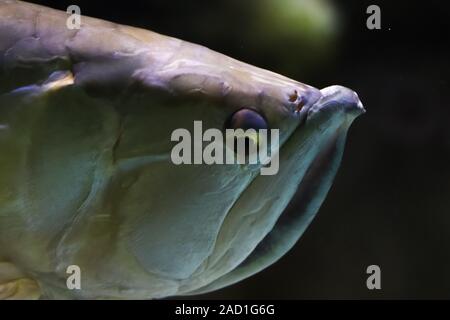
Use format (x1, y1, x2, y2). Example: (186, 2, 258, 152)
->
(284, 85, 364, 135)
(306, 85, 365, 123)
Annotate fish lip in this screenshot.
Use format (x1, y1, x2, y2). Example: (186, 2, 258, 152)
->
(306, 85, 366, 122)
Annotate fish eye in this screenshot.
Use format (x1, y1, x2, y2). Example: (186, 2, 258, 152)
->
(225, 108, 268, 131)
(225, 108, 268, 159)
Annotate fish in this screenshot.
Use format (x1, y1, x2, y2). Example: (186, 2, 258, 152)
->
(0, 0, 364, 299)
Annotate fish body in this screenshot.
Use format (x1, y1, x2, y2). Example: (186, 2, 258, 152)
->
(0, 0, 364, 299)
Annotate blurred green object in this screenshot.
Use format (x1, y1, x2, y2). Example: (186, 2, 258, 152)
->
(168, 0, 340, 76)
(241, 0, 340, 75)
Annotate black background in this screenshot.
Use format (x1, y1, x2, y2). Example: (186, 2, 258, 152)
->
(25, 0, 450, 298)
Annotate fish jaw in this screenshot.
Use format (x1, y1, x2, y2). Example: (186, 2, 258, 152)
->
(176, 85, 365, 295)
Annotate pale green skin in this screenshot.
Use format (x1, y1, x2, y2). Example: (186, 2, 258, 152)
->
(0, 1, 364, 299)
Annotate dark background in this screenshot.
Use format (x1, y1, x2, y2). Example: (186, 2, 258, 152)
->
(28, 0, 450, 298)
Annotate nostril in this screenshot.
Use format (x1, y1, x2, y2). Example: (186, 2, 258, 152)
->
(295, 98, 306, 113)
(288, 90, 298, 102)
(285, 87, 322, 117)
(287, 90, 306, 113)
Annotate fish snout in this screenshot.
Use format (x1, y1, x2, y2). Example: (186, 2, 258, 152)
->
(307, 85, 365, 123)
